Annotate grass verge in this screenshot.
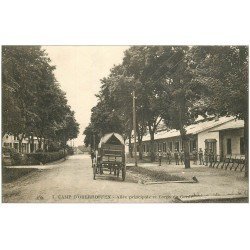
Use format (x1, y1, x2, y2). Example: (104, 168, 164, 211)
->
(127, 166, 186, 182)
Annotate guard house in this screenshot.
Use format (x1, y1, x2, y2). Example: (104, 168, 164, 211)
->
(132, 116, 245, 158)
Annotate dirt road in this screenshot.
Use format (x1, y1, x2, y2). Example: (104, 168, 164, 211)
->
(2, 154, 248, 203)
(2, 155, 174, 203)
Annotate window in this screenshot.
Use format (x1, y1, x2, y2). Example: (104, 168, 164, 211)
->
(189, 140, 197, 152)
(169, 141, 173, 151)
(227, 138, 232, 155)
(189, 141, 192, 152)
(163, 142, 166, 152)
(205, 139, 217, 154)
(240, 137, 245, 155)
(175, 141, 180, 151)
(180, 141, 183, 150)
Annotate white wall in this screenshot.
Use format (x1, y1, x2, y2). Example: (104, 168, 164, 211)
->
(221, 128, 244, 155)
(2, 134, 39, 153)
(197, 130, 220, 155)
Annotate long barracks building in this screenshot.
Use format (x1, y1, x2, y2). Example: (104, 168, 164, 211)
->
(130, 116, 245, 159)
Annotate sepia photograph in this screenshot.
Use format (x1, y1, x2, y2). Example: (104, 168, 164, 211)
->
(1, 1, 250, 250)
(1, 45, 249, 203)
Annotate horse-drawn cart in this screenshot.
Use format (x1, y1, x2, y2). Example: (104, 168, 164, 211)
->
(92, 133, 126, 181)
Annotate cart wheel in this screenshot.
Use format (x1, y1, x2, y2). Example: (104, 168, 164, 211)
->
(93, 164, 97, 180)
(122, 165, 126, 181)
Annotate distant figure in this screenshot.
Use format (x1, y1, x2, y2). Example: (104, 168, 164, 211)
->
(204, 148, 209, 166)
(192, 148, 198, 165)
(163, 151, 167, 159)
(90, 149, 95, 166)
(208, 148, 214, 166)
(179, 149, 184, 164)
(198, 148, 204, 165)
(174, 149, 179, 165)
(166, 148, 172, 164)
(158, 150, 162, 166)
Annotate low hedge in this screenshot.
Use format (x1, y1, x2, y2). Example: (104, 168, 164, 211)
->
(26, 150, 66, 165)
(2, 147, 67, 166)
(2, 147, 23, 166)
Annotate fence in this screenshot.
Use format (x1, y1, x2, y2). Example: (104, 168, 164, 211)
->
(209, 154, 246, 172)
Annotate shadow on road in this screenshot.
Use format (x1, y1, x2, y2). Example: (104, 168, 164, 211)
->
(93, 173, 137, 183)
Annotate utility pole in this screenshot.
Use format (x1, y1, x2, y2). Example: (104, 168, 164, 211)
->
(133, 90, 137, 167)
(93, 134, 96, 150)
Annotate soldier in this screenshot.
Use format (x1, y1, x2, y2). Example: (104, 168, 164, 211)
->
(204, 148, 209, 166)
(174, 149, 180, 165)
(192, 147, 198, 165)
(208, 148, 214, 166)
(90, 149, 95, 166)
(158, 150, 162, 166)
(179, 149, 184, 164)
(198, 148, 204, 165)
(166, 148, 172, 164)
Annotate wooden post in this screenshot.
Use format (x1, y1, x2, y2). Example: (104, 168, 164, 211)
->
(133, 90, 137, 167)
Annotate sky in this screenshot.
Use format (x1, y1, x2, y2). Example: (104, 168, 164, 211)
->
(43, 46, 130, 146)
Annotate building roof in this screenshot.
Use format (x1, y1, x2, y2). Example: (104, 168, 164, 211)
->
(141, 116, 238, 142)
(210, 119, 244, 132)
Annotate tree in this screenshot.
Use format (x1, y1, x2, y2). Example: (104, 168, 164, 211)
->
(122, 46, 168, 161)
(140, 46, 206, 168)
(56, 110, 79, 156)
(191, 46, 248, 176)
(83, 123, 98, 149)
(2, 46, 80, 153)
(83, 98, 125, 150)
(84, 65, 141, 158)
(2, 46, 46, 151)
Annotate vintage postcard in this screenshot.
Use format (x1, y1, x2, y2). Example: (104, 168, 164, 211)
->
(1, 45, 249, 203)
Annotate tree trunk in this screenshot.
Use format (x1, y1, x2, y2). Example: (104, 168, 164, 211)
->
(44, 139, 48, 152)
(18, 139, 22, 153)
(64, 134, 66, 159)
(149, 131, 155, 162)
(178, 102, 190, 168)
(128, 133, 133, 158)
(138, 137, 143, 160)
(180, 130, 190, 169)
(37, 137, 42, 150)
(17, 133, 25, 153)
(30, 134, 34, 153)
(244, 117, 248, 178)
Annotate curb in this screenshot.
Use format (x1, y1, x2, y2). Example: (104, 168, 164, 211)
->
(175, 195, 248, 203)
(142, 180, 198, 185)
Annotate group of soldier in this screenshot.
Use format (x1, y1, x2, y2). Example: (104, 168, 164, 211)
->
(158, 147, 215, 166)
